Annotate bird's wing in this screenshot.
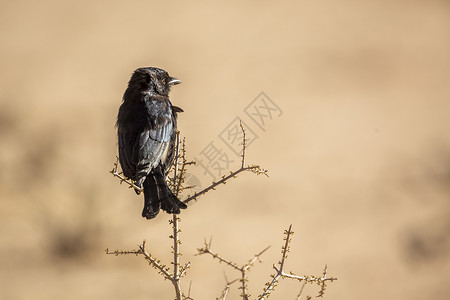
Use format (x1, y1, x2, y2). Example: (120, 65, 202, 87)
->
(118, 129, 135, 179)
(132, 97, 174, 184)
(119, 126, 170, 184)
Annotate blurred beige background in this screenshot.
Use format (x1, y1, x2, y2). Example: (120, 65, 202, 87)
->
(1, 0, 449, 299)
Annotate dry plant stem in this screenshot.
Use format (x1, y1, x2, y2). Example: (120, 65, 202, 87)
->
(170, 215, 191, 300)
(110, 134, 337, 299)
(173, 131, 181, 190)
(110, 157, 143, 193)
(259, 226, 337, 299)
(106, 241, 172, 280)
(172, 132, 183, 300)
(138, 242, 172, 280)
(184, 121, 267, 204)
(183, 165, 266, 204)
(240, 121, 246, 168)
(197, 239, 270, 299)
(195, 225, 336, 299)
(175, 137, 188, 194)
(184, 281, 194, 300)
(172, 214, 182, 300)
(241, 272, 249, 300)
(295, 281, 307, 300)
(218, 276, 239, 300)
(218, 284, 230, 300)
(106, 241, 191, 300)
(259, 225, 293, 300)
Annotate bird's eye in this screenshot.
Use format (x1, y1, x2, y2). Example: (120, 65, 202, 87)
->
(161, 79, 166, 85)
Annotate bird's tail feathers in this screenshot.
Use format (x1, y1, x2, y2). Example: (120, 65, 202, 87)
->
(152, 171, 187, 214)
(142, 177, 161, 219)
(142, 170, 186, 219)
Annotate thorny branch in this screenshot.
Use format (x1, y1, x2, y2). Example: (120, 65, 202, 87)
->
(184, 281, 194, 300)
(168, 133, 196, 194)
(183, 121, 268, 204)
(110, 121, 268, 205)
(108, 124, 336, 299)
(172, 133, 183, 299)
(217, 274, 239, 300)
(240, 121, 247, 169)
(295, 281, 307, 300)
(195, 225, 336, 299)
(259, 226, 293, 299)
(197, 237, 271, 299)
(105, 239, 191, 296)
(175, 137, 195, 194)
(106, 240, 172, 280)
(258, 226, 337, 300)
(170, 131, 190, 300)
(107, 132, 191, 300)
(110, 157, 143, 193)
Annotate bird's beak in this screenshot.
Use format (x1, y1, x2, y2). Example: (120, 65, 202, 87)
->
(168, 77, 181, 86)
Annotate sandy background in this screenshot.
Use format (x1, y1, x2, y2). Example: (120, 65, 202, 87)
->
(1, 0, 449, 299)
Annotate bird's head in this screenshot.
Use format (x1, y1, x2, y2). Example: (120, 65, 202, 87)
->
(128, 67, 181, 96)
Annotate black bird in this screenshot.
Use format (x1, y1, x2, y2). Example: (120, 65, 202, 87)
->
(117, 67, 187, 219)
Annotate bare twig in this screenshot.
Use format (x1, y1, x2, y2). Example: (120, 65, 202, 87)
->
(108, 128, 334, 299)
(168, 133, 195, 195)
(258, 226, 337, 300)
(259, 225, 293, 299)
(172, 131, 181, 193)
(107, 210, 190, 298)
(217, 274, 239, 300)
(109, 156, 143, 193)
(197, 238, 270, 299)
(106, 240, 172, 280)
(295, 281, 307, 300)
(318, 265, 334, 298)
(170, 132, 189, 300)
(180, 262, 191, 278)
(240, 121, 246, 169)
(183, 165, 267, 204)
(171, 215, 183, 300)
(176, 137, 189, 195)
(184, 281, 194, 300)
(184, 121, 268, 204)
